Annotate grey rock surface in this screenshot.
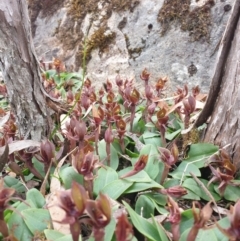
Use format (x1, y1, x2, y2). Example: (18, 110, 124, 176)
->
(31, 0, 234, 93)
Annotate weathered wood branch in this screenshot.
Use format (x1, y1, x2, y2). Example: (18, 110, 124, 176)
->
(196, 0, 240, 169)
(0, 0, 51, 140)
(195, 0, 240, 127)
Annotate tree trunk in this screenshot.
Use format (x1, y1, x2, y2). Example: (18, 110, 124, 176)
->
(195, 0, 240, 169)
(0, 0, 51, 140)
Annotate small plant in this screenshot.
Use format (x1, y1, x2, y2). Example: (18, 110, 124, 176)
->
(0, 65, 240, 241)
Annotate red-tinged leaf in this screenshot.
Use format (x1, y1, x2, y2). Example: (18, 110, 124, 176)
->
(188, 95, 196, 112)
(0, 178, 15, 209)
(187, 201, 213, 241)
(104, 127, 114, 144)
(140, 68, 150, 82)
(92, 106, 102, 125)
(129, 88, 140, 104)
(115, 213, 134, 241)
(134, 155, 148, 172)
(200, 202, 213, 225)
(223, 159, 236, 175)
(40, 140, 55, 163)
(171, 143, 179, 163)
(158, 147, 175, 167)
(86, 194, 111, 229)
(115, 75, 123, 86)
(107, 92, 115, 103)
(120, 169, 139, 179)
(98, 193, 112, 224)
(161, 186, 187, 199)
(157, 108, 167, 119)
(70, 221, 81, 241)
(116, 119, 126, 131)
(74, 120, 86, 141)
(167, 196, 181, 224)
(84, 78, 91, 88)
(192, 85, 200, 97)
(220, 149, 230, 160)
(113, 104, 121, 116)
(71, 181, 87, 214)
(0, 220, 9, 237)
(155, 77, 167, 91)
(183, 99, 191, 113)
(8, 162, 23, 177)
(148, 102, 157, 115)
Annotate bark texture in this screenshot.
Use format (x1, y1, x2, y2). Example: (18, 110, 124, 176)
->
(0, 0, 50, 140)
(196, 0, 240, 169)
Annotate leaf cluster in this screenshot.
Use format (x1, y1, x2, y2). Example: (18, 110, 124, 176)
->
(0, 63, 239, 241)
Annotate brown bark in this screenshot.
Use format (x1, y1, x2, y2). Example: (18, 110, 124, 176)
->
(195, 0, 240, 169)
(0, 0, 51, 140)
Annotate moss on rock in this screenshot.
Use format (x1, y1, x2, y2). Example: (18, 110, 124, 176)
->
(158, 0, 215, 41)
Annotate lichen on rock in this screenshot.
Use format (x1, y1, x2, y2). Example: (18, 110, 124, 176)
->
(158, 0, 215, 41)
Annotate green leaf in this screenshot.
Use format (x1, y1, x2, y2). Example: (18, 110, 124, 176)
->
(32, 157, 45, 178)
(26, 188, 46, 208)
(154, 161, 165, 183)
(60, 166, 84, 189)
(184, 143, 219, 168)
(100, 179, 132, 199)
(4, 176, 26, 193)
(145, 192, 167, 206)
(44, 230, 82, 241)
(8, 202, 32, 241)
(64, 72, 82, 81)
(45, 69, 57, 79)
(137, 144, 160, 179)
(145, 122, 156, 128)
(21, 208, 51, 234)
(44, 230, 64, 240)
(93, 167, 118, 197)
(118, 168, 152, 183)
(183, 178, 221, 201)
(125, 148, 139, 158)
(153, 201, 169, 215)
(222, 185, 240, 202)
(135, 195, 155, 218)
(165, 129, 181, 141)
(179, 209, 194, 233)
(132, 113, 145, 133)
(182, 189, 201, 200)
(151, 215, 169, 241)
(123, 201, 160, 241)
(111, 139, 124, 153)
(98, 140, 119, 170)
(125, 179, 162, 193)
(55, 235, 82, 241)
(141, 131, 162, 147)
(163, 179, 180, 188)
(213, 217, 230, 241)
(179, 217, 230, 241)
(103, 218, 116, 241)
(169, 161, 201, 179)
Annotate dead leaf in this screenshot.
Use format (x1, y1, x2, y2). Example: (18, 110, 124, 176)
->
(0, 111, 10, 128)
(0, 140, 40, 156)
(45, 190, 70, 235)
(0, 144, 9, 172)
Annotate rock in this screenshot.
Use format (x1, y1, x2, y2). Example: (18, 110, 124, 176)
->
(30, 0, 234, 93)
